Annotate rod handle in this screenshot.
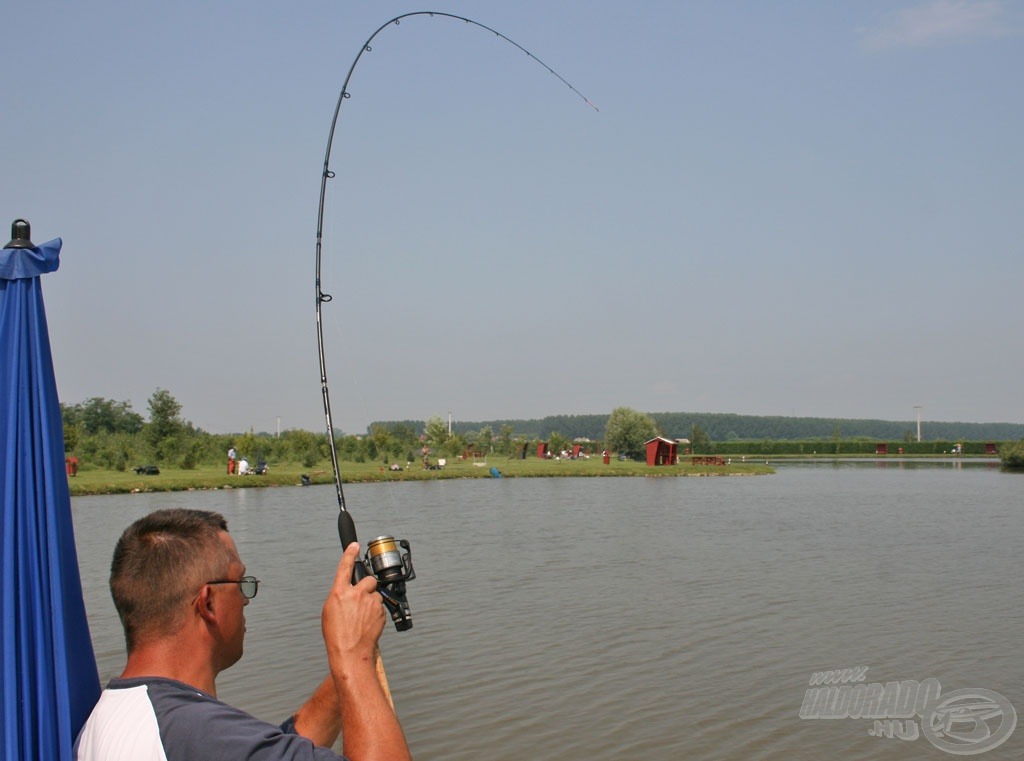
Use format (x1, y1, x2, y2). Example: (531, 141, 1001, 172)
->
(337, 511, 368, 582)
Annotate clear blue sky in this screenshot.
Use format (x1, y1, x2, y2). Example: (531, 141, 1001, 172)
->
(4, 1, 1022, 434)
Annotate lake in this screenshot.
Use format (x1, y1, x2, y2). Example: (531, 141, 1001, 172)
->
(72, 460, 1022, 760)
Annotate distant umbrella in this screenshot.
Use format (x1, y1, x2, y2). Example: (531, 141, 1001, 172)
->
(1, 220, 100, 759)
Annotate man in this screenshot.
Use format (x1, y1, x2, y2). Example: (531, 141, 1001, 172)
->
(74, 509, 411, 761)
(228, 447, 237, 475)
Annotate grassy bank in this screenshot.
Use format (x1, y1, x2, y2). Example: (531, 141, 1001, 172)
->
(66, 456, 773, 496)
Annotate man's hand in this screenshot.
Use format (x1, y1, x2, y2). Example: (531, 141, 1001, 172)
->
(322, 543, 412, 761)
(322, 542, 385, 667)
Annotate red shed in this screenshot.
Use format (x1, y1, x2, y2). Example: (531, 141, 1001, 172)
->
(537, 442, 549, 459)
(876, 443, 889, 455)
(645, 437, 678, 466)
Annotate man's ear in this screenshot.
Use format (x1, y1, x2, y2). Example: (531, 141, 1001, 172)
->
(194, 584, 218, 624)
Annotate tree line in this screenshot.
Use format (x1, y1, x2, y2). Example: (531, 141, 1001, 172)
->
(62, 391, 1023, 472)
(60, 394, 663, 471)
(61, 390, 331, 471)
(387, 411, 1024, 444)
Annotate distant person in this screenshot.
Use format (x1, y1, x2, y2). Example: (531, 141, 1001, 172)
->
(227, 446, 237, 475)
(238, 457, 250, 475)
(73, 509, 411, 761)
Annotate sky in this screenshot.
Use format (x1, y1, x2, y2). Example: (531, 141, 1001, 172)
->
(4, 1, 1022, 435)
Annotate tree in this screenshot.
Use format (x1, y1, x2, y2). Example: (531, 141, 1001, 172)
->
(442, 432, 468, 459)
(499, 424, 514, 455)
(180, 439, 204, 470)
(548, 430, 570, 456)
(386, 422, 418, 453)
(233, 432, 261, 463)
(690, 423, 711, 453)
(604, 407, 657, 459)
(473, 425, 494, 453)
(999, 440, 1024, 470)
(423, 416, 449, 447)
(77, 397, 144, 435)
(285, 429, 328, 467)
(63, 418, 80, 454)
(146, 388, 185, 459)
(368, 423, 393, 463)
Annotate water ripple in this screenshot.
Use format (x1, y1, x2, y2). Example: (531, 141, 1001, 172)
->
(73, 468, 1024, 760)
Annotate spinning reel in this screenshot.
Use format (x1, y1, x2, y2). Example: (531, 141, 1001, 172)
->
(360, 535, 415, 631)
(338, 512, 416, 631)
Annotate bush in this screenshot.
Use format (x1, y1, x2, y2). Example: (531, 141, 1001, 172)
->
(302, 449, 320, 468)
(180, 440, 204, 470)
(999, 440, 1024, 470)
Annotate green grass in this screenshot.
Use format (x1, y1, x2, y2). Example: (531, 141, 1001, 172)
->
(66, 463, 330, 496)
(66, 456, 772, 496)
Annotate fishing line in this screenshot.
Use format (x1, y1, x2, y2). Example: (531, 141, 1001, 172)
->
(315, 11, 597, 518)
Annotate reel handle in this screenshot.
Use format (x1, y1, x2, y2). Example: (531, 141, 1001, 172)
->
(337, 510, 368, 582)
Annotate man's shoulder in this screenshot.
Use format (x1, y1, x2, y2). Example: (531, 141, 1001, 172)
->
(74, 679, 172, 760)
(104, 677, 250, 730)
(75, 677, 236, 761)
(77, 676, 344, 761)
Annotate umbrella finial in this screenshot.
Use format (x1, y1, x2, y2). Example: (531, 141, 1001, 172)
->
(6, 219, 34, 249)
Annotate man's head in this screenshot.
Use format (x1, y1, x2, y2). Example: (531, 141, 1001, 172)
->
(110, 509, 240, 653)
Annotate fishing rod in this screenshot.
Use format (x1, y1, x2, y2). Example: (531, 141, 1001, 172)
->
(314, 12, 596, 631)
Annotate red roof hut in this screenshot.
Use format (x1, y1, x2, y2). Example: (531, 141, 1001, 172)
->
(645, 437, 678, 466)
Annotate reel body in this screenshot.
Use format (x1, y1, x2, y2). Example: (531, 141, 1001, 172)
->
(337, 512, 415, 631)
(364, 536, 416, 631)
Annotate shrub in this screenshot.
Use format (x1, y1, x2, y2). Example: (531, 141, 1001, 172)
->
(999, 440, 1024, 470)
(302, 449, 320, 468)
(180, 440, 204, 470)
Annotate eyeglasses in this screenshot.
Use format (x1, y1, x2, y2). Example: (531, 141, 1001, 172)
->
(205, 576, 260, 599)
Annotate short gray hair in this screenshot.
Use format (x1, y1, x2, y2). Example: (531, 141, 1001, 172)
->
(110, 509, 233, 650)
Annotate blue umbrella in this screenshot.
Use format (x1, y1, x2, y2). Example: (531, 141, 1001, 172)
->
(1, 220, 100, 759)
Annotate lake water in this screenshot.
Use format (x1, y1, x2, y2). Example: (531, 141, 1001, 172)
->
(72, 460, 1023, 760)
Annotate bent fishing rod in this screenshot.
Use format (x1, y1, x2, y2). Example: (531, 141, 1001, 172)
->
(314, 12, 596, 631)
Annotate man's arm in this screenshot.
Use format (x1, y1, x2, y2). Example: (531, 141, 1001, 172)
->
(322, 543, 412, 761)
(292, 675, 342, 748)
(293, 650, 395, 746)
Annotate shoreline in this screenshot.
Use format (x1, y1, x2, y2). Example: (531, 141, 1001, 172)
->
(66, 459, 775, 497)
(66, 454, 1001, 498)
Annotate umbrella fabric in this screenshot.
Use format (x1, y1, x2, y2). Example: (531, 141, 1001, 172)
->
(1, 238, 100, 760)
